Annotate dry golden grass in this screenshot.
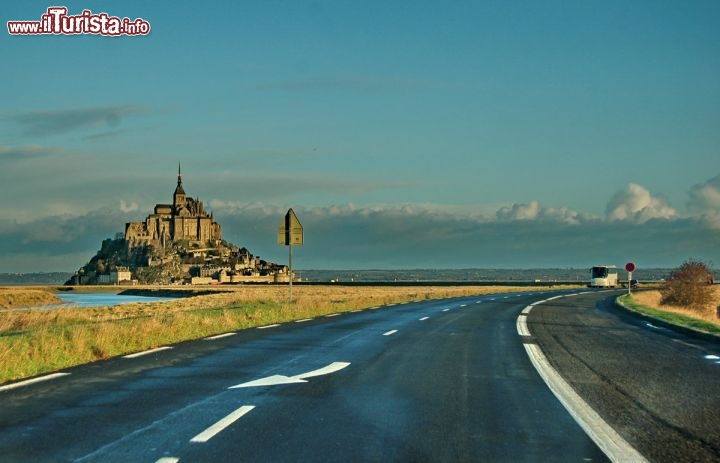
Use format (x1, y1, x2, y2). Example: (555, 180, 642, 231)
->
(632, 287, 720, 325)
(0, 284, 581, 384)
(0, 288, 62, 309)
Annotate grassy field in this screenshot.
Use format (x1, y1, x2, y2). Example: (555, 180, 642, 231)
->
(0, 284, 580, 385)
(619, 287, 720, 336)
(0, 288, 62, 309)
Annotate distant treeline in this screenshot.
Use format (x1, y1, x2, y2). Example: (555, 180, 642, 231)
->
(0, 273, 73, 285)
(296, 268, 677, 283)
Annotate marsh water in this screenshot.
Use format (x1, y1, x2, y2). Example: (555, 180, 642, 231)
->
(54, 293, 175, 308)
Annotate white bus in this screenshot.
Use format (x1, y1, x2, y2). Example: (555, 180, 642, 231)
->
(589, 265, 618, 288)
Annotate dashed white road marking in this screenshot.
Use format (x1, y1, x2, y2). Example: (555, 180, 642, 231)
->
(369, 306, 380, 310)
(155, 458, 180, 463)
(672, 339, 703, 351)
(190, 405, 255, 443)
(325, 313, 340, 317)
(383, 330, 398, 336)
(704, 354, 720, 360)
(295, 318, 313, 323)
(257, 324, 281, 329)
(419, 316, 429, 321)
(205, 332, 236, 340)
(0, 372, 70, 392)
(123, 347, 173, 359)
(460, 304, 467, 307)
(442, 308, 450, 312)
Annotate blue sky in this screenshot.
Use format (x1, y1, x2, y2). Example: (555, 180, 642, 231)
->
(1, 1, 719, 272)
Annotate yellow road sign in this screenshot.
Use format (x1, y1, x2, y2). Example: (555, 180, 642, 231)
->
(278, 208, 303, 246)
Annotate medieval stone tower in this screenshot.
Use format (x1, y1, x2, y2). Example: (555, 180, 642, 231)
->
(124, 166, 222, 251)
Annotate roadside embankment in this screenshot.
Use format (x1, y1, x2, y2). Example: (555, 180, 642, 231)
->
(616, 288, 720, 339)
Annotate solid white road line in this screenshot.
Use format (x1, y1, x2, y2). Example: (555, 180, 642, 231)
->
(519, 298, 648, 462)
(522, 343, 648, 462)
(419, 316, 429, 321)
(383, 330, 398, 336)
(190, 405, 255, 443)
(257, 324, 281, 329)
(0, 372, 70, 392)
(123, 347, 173, 359)
(516, 315, 531, 337)
(205, 332, 236, 340)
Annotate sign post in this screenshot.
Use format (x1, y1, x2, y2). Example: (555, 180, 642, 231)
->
(278, 208, 303, 302)
(625, 262, 636, 296)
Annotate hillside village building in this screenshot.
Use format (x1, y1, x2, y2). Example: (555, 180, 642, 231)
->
(124, 167, 222, 250)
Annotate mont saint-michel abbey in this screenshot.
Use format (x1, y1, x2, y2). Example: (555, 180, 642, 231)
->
(124, 167, 222, 250)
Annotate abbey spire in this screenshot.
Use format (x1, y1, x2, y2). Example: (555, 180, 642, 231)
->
(173, 163, 186, 207)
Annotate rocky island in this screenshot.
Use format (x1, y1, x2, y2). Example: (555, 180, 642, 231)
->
(67, 167, 288, 285)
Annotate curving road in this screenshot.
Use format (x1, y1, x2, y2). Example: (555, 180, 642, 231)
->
(0, 289, 717, 462)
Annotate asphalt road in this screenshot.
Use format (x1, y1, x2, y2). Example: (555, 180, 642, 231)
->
(1, 290, 606, 463)
(527, 290, 720, 463)
(1, 289, 715, 462)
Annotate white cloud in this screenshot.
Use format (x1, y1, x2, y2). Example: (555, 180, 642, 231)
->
(606, 183, 677, 223)
(687, 174, 720, 229)
(120, 200, 139, 213)
(496, 200, 593, 225)
(497, 201, 541, 221)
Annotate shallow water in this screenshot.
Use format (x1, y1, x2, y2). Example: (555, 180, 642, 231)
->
(54, 293, 175, 308)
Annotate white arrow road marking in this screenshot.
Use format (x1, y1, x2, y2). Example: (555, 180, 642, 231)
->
(230, 375, 308, 388)
(229, 362, 351, 389)
(294, 362, 351, 379)
(190, 405, 255, 443)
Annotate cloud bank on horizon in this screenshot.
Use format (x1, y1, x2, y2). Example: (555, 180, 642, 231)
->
(1, 175, 719, 273)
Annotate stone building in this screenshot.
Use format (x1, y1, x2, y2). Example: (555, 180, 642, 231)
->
(124, 166, 222, 250)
